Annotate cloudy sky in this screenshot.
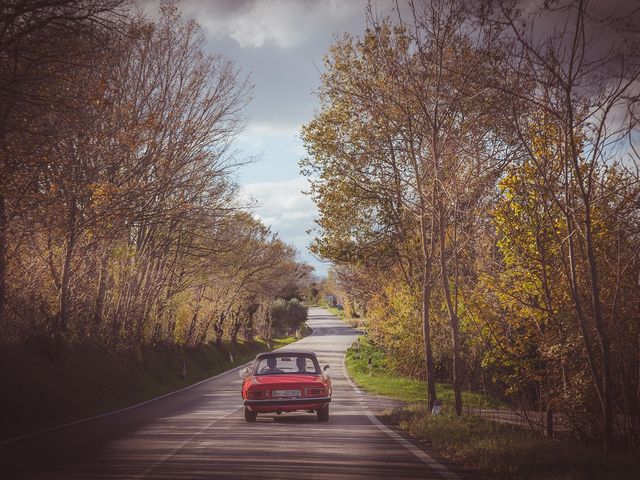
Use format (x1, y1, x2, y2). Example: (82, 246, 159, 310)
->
(138, 0, 638, 277)
(140, 0, 397, 276)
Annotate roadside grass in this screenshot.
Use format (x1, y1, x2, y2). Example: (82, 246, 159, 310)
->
(326, 306, 366, 328)
(346, 335, 640, 479)
(345, 336, 504, 408)
(387, 404, 640, 480)
(326, 306, 345, 319)
(0, 333, 301, 441)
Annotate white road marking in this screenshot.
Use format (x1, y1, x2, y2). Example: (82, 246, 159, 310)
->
(341, 340, 463, 480)
(0, 362, 250, 447)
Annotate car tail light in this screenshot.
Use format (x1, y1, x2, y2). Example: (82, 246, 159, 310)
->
(248, 389, 267, 399)
(305, 387, 327, 397)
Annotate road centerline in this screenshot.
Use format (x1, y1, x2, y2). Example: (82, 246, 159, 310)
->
(135, 405, 243, 479)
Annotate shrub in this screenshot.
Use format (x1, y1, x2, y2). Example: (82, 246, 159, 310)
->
(271, 298, 308, 336)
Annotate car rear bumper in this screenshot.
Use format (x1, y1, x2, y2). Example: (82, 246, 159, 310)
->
(244, 397, 331, 411)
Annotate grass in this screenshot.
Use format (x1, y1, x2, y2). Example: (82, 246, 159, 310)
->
(0, 333, 301, 441)
(325, 306, 366, 328)
(345, 335, 640, 479)
(386, 405, 640, 480)
(345, 336, 504, 408)
(326, 306, 346, 319)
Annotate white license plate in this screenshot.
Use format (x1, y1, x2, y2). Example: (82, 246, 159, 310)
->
(272, 389, 301, 397)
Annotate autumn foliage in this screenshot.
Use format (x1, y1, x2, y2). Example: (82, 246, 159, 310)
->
(302, 0, 640, 451)
(0, 2, 311, 357)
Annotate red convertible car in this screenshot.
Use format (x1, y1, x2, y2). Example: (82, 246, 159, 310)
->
(240, 351, 332, 422)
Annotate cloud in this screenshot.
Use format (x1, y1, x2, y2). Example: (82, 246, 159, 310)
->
(234, 121, 304, 183)
(240, 177, 328, 274)
(241, 177, 315, 231)
(242, 121, 299, 138)
(235, 122, 291, 152)
(180, 0, 360, 49)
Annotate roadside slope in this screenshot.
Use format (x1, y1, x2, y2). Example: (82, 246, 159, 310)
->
(0, 336, 300, 442)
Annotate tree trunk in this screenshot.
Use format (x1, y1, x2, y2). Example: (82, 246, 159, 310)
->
(582, 205, 613, 453)
(564, 204, 609, 451)
(420, 214, 437, 412)
(422, 272, 437, 412)
(186, 312, 198, 345)
(230, 315, 241, 344)
(0, 194, 6, 325)
(213, 312, 225, 344)
(243, 304, 258, 342)
(58, 201, 77, 346)
(438, 200, 463, 416)
(93, 253, 109, 328)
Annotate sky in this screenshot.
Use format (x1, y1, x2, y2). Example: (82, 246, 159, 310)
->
(140, 0, 395, 277)
(138, 0, 638, 277)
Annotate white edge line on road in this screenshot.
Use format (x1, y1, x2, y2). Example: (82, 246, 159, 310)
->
(1, 322, 318, 447)
(341, 339, 462, 480)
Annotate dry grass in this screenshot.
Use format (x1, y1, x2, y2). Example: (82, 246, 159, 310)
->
(386, 404, 640, 480)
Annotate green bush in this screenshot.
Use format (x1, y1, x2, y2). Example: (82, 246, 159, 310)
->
(346, 336, 504, 407)
(271, 298, 308, 336)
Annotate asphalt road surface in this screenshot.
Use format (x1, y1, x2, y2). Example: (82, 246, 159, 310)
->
(1, 308, 468, 479)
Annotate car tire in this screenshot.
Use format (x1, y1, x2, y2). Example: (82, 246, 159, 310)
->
(317, 405, 329, 422)
(245, 407, 257, 422)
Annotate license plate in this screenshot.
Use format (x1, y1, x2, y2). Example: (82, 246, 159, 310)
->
(272, 389, 301, 397)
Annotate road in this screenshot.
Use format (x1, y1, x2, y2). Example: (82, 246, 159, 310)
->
(1, 308, 467, 479)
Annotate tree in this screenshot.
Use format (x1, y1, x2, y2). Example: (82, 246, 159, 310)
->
(0, 2, 316, 359)
(301, 19, 441, 409)
(0, 0, 124, 331)
(304, 0, 640, 449)
(482, 0, 640, 451)
(302, 0, 511, 414)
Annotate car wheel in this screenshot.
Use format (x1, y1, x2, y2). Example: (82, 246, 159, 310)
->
(317, 405, 329, 422)
(245, 407, 257, 422)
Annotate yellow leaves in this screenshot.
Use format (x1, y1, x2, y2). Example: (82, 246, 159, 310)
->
(365, 277, 427, 378)
(89, 182, 119, 207)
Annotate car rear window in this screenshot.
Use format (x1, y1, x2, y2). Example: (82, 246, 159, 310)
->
(255, 355, 320, 375)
